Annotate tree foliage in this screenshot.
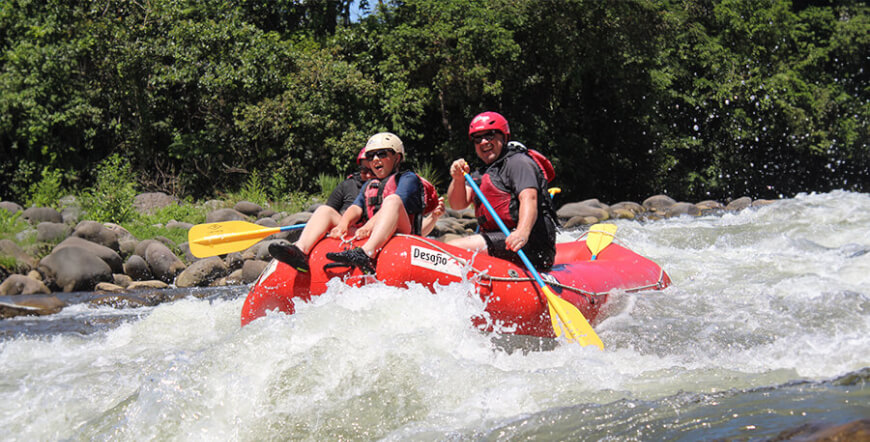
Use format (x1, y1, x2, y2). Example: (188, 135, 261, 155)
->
(0, 0, 866, 204)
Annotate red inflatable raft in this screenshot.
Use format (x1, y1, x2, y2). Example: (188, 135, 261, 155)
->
(242, 234, 670, 338)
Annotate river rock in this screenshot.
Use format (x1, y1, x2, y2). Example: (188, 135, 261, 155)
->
(241, 259, 269, 283)
(0, 274, 51, 295)
(60, 205, 82, 224)
(177, 242, 200, 263)
(119, 239, 138, 258)
(133, 192, 179, 214)
(206, 208, 247, 223)
(642, 194, 677, 213)
(22, 207, 63, 224)
(73, 220, 120, 251)
(255, 217, 279, 228)
(446, 207, 475, 219)
(280, 212, 312, 226)
(134, 239, 160, 258)
(772, 418, 869, 441)
(696, 200, 725, 211)
(608, 208, 636, 220)
(89, 294, 151, 308)
(564, 215, 603, 228)
(39, 247, 113, 292)
(225, 252, 244, 271)
(55, 236, 123, 274)
(166, 220, 193, 230)
(127, 280, 169, 290)
(557, 202, 610, 221)
(726, 196, 752, 211)
(578, 198, 610, 210)
(225, 269, 244, 285)
(104, 223, 137, 242)
(611, 201, 645, 215)
(175, 257, 229, 288)
(664, 202, 702, 217)
(124, 254, 153, 281)
(37, 222, 71, 243)
(0, 201, 23, 215)
(0, 294, 65, 318)
(432, 218, 466, 236)
(144, 242, 186, 283)
(0, 239, 38, 272)
(258, 208, 277, 218)
(234, 201, 263, 216)
(752, 199, 775, 207)
(95, 282, 126, 292)
(113, 273, 133, 288)
(27, 270, 42, 281)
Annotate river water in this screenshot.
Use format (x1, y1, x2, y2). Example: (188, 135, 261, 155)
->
(1, 190, 868, 440)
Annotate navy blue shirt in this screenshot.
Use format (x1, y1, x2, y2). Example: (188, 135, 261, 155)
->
(353, 171, 424, 215)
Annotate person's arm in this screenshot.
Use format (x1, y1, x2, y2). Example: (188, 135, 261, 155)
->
(505, 188, 537, 251)
(420, 197, 445, 236)
(447, 159, 474, 210)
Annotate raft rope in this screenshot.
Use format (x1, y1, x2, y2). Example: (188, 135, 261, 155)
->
(395, 234, 668, 303)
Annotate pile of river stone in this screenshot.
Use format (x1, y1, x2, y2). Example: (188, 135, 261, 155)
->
(0, 192, 773, 319)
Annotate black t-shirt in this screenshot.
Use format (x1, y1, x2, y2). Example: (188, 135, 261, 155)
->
(326, 172, 365, 213)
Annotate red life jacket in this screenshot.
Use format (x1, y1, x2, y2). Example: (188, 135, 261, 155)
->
(362, 171, 439, 234)
(474, 142, 556, 232)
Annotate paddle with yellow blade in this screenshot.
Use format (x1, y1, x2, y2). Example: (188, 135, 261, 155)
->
(547, 187, 562, 198)
(188, 220, 305, 258)
(464, 173, 604, 349)
(586, 223, 618, 260)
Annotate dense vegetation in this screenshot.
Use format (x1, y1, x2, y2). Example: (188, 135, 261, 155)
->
(1, 0, 867, 205)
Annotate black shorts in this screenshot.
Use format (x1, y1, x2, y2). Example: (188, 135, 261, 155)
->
(481, 218, 556, 270)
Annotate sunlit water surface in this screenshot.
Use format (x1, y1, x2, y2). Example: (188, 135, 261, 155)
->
(1, 190, 868, 440)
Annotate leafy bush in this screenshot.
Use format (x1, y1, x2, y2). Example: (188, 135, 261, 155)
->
(79, 154, 138, 223)
(272, 191, 314, 215)
(143, 201, 207, 226)
(0, 210, 28, 241)
(317, 173, 342, 200)
(233, 171, 269, 207)
(414, 162, 444, 191)
(26, 167, 66, 208)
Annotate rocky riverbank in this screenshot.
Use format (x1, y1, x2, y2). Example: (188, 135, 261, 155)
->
(0, 192, 775, 319)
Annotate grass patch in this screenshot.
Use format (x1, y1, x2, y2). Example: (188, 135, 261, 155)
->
(0, 210, 28, 242)
(317, 174, 343, 200)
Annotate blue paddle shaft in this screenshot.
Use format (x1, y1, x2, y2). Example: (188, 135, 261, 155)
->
(464, 174, 548, 289)
(279, 224, 306, 232)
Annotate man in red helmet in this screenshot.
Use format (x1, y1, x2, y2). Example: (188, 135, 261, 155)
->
(446, 111, 558, 270)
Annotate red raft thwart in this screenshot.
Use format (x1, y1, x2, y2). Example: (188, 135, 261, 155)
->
(242, 235, 671, 338)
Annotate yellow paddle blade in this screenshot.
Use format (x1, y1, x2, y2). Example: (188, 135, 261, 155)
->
(542, 286, 604, 350)
(547, 187, 562, 198)
(587, 223, 618, 260)
(549, 301, 563, 338)
(188, 221, 282, 258)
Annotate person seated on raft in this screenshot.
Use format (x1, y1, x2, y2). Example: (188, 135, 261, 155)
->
(268, 148, 375, 272)
(272, 132, 439, 273)
(325, 132, 431, 272)
(446, 111, 558, 270)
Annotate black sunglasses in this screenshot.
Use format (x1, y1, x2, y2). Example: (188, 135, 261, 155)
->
(471, 130, 498, 144)
(365, 149, 394, 161)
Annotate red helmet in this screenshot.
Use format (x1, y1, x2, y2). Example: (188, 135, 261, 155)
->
(356, 147, 367, 164)
(468, 111, 510, 140)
